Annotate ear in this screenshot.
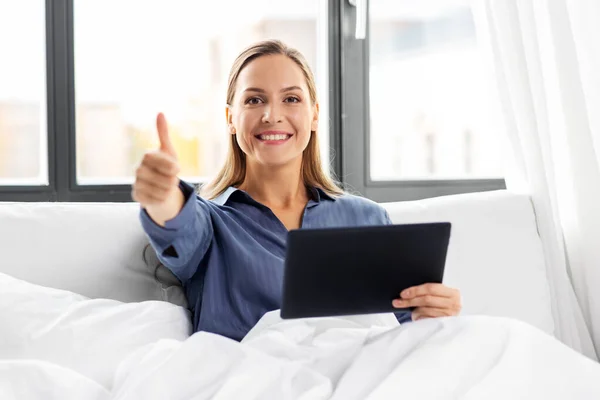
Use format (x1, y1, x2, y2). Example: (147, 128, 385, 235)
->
(311, 102, 319, 132)
(225, 105, 236, 135)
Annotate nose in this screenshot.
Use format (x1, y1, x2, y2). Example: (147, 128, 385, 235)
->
(261, 104, 283, 124)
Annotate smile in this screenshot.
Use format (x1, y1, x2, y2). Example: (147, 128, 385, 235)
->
(255, 132, 293, 143)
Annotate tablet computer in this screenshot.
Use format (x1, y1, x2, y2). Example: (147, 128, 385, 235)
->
(280, 222, 451, 319)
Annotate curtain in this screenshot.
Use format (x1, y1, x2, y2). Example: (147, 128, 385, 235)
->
(471, 0, 600, 360)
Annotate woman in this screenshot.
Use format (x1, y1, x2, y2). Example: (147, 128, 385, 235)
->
(132, 40, 461, 341)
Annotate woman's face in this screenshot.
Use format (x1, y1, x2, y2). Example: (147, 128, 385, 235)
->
(227, 54, 318, 169)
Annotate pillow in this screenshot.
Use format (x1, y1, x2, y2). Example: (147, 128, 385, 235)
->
(0, 272, 192, 390)
(142, 242, 189, 309)
(381, 190, 555, 336)
(0, 202, 186, 305)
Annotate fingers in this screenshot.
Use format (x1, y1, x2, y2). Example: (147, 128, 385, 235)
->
(140, 151, 180, 176)
(136, 163, 179, 191)
(393, 284, 463, 319)
(131, 178, 174, 206)
(412, 307, 452, 321)
(133, 150, 180, 208)
(392, 294, 454, 309)
(156, 112, 178, 158)
(401, 283, 458, 299)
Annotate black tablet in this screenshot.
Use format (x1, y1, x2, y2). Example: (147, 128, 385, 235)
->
(280, 222, 451, 319)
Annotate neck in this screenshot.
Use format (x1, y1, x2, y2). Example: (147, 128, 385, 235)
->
(239, 158, 308, 209)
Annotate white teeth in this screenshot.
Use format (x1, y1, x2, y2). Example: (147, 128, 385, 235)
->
(259, 134, 289, 141)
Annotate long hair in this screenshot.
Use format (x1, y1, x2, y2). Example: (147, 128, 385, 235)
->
(200, 39, 343, 199)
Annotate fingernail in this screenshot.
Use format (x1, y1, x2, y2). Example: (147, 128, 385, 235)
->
(392, 300, 402, 308)
(401, 290, 410, 298)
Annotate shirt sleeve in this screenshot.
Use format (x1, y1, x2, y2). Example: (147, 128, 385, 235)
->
(139, 180, 214, 283)
(383, 209, 393, 225)
(395, 311, 413, 324)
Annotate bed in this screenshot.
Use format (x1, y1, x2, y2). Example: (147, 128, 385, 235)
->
(1, 190, 598, 399)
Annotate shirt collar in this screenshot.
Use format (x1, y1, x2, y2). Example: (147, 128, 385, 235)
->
(309, 187, 336, 202)
(211, 186, 239, 206)
(211, 186, 336, 206)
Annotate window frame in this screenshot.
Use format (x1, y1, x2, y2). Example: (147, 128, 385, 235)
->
(0, 0, 57, 201)
(0, 0, 505, 203)
(0, 0, 133, 202)
(338, 0, 505, 203)
(1, 0, 346, 202)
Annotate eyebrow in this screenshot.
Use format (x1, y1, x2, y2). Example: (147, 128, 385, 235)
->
(242, 86, 303, 94)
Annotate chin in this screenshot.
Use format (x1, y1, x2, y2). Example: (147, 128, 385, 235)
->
(255, 154, 302, 169)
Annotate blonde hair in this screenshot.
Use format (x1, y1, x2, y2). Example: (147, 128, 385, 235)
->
(200, 39, 343, 200)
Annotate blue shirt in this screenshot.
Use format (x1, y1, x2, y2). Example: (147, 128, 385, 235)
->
(140, 180, 411, 341)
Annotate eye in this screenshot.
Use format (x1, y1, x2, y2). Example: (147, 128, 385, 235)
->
(284, 96, 300, 103)
(245, 97, 263, 105)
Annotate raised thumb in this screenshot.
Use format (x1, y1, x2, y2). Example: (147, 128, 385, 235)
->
(156, 112, 177, 158)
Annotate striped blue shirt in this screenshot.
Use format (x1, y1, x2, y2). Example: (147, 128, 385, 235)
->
(140, 180, 411, 341)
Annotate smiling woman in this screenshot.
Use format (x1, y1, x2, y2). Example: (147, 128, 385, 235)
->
(132, 39, 462, 342)
(201, 41, 339, 203)
(227, 55, 316, 180)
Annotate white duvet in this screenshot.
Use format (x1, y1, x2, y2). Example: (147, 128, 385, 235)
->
(2, 273, 599, 399)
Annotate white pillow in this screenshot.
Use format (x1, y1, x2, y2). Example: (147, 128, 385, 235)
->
(381, 190, 555, 336)
(0, 272, 192, 390)
(0, 202, 185, 304)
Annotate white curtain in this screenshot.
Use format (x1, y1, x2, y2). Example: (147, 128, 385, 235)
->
(471, 0, 600, 360)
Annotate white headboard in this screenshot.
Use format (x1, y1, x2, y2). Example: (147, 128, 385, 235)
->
(0, 190, 554, 337)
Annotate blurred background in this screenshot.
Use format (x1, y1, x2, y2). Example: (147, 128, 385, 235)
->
(0, 0, 505, 200)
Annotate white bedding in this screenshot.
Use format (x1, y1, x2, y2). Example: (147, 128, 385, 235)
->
(2, 273, 600, 399)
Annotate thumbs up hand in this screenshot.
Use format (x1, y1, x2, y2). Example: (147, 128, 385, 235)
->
(132, 113, 185, 226)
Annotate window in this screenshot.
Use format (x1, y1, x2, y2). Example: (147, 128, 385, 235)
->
(1, 0, 506, 203)
(339, 0, 505, 202)
(0, 0, 47, 186)
(73, 0, 328, 185)
(369, 1, 504, 180)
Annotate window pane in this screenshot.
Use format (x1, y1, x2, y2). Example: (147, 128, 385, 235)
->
(0, 1, 47, 185)
(369, 1, 505, 181)
(74, 0, 328, 185)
